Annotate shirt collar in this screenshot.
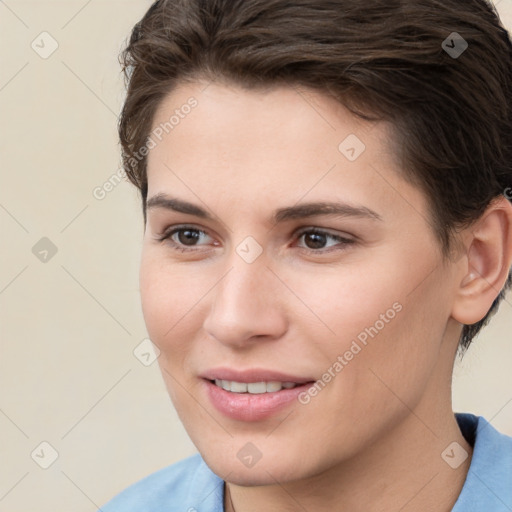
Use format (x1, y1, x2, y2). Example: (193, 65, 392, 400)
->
(451, 412, 512, 511)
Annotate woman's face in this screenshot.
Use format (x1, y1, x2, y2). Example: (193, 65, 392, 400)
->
(140, 81, 462, 484)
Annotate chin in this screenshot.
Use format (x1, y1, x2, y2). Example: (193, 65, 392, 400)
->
(200, 446, 315, 486)
(210, 461, 298, 487)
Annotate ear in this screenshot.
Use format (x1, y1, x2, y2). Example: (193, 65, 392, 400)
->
(451, 195, 512, 326)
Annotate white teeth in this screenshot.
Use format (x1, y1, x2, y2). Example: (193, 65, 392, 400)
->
(230, 381, 248, 393)
(212, 379, 299, 393)
(248, 382, 267, 394)
(265, 381, 283, 392)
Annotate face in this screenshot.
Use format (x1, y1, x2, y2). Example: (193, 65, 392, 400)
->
(140, 81, 460, 485)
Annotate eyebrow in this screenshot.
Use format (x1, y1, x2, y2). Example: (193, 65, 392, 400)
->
(146, 193, 383, 223)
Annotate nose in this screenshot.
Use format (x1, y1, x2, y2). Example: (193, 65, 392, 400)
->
(202, 250, 288, 349)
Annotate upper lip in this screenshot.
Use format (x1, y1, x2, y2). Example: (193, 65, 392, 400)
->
(200, 367, 315, 384)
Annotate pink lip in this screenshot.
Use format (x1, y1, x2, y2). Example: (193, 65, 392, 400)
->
(200, 367, 316, 422)
(200, 367, 314, 384)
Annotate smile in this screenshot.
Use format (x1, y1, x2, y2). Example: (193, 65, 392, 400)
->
(212, 379, 299, 394)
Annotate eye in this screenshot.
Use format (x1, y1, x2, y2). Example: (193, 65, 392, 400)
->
(155, 225, 355, 255)
(157, 225, 215, 252)
(294, 227, 355, 253)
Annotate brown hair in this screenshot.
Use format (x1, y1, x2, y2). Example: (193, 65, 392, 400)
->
(118, 0, 512, 355)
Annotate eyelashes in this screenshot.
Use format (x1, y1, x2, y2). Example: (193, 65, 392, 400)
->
(156, 225, 356, 255)
(157, 226, 214, 253)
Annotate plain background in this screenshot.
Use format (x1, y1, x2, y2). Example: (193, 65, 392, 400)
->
(1, 0, 511, 510)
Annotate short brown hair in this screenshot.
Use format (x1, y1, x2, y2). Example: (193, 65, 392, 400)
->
(118, 0, 512, 354)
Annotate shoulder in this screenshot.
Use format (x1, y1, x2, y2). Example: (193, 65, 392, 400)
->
(99, 453, 225, 512)
(452, 413, 512, 511)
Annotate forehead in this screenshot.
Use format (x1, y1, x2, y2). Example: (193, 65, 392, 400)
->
(146, 81, 429, 225)
(149, 81, 376, 152)
(148, 82, 385, 174)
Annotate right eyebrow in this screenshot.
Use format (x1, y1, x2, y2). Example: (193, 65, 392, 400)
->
(146, 194, 214, 219)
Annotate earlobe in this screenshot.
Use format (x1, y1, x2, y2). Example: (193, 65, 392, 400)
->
(451, 195, 512, 326)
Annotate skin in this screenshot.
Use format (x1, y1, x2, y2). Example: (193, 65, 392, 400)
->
(140, 80, 512, 512)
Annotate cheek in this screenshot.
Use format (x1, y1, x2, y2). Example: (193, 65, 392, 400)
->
(139, 254, 208, 347)
(139, 256, 204, 412)
(285, 260, 404, 344)
(330, 276, 449, 417)
(296, 259, 445, 396)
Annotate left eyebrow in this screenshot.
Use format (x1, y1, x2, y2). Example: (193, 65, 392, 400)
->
(145, 193, 383, 223)
(272, 201, 383, 223)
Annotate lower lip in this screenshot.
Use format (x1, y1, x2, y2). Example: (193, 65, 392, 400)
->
(203, 379, 314, 422)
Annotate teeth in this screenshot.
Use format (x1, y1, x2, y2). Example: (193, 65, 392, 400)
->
(248, 382, 267, 394)
(230, 381, 248, 393)
(265, 381, 283, 392)
(213, 379, 299, 393)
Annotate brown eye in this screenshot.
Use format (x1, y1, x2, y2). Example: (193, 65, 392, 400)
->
(295, 228, 355, 253)
(157, 225, 214, 253)
(302, 231, 329, 250)
(174, 228, 202, 246)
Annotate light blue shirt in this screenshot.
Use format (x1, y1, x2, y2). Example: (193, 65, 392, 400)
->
(100, 413, 512, 511)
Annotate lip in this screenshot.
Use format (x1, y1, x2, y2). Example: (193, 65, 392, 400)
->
(200, 367, 315, 384)
(200, 367, 316, 422)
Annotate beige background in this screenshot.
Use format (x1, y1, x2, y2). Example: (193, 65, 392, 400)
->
(1, 0, 512, 510)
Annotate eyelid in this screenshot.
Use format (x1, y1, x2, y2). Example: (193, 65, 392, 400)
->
(293, 225, 355, 240)
(156, 224, 216, 248)
(156, 223, 354, 240)
(292, 226, 356, 252)
(156, 223, 356, 255)
(157, 223, 208, 239)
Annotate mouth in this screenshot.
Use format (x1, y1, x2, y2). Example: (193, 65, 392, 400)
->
(209, 379, 302, 394)
(200, 370, 316, 421)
